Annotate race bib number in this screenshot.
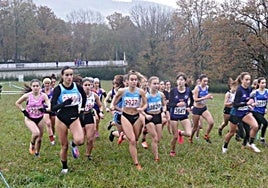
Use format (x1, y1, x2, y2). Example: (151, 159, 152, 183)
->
(124, 97, 139, 108)
(174, 107, 186, 115)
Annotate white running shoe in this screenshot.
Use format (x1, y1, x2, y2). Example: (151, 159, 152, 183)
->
(61, 169, 68, 174)
(222, 146, 228, 154)
(248, 143, 261, 153)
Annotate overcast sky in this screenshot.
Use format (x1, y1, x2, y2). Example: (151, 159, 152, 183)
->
(33, 0, 225, 20)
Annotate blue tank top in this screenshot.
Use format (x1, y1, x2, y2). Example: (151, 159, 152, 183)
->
(253, 89, 268, 114)
(57, 83, 81, 107)
(196, 85, 208, 105)
(122, 88, 141, 108)
(146, 91, 162, 113)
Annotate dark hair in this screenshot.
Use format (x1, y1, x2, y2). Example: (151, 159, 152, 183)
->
(73, 75, 82, 85)
(256, 77, 266, 89)
(59, 66, 73, 83)
(114, 75, 124, 88)
(176, 72, 187, 81)
(23, 79, 40, 93)
(199, 74, 207, 81)
(51, 73, 57, 80)
(235, 72, 250, 85)
(61, 66, 71, 75)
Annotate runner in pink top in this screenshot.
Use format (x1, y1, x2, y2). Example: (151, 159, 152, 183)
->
(15, 79, 51, 157)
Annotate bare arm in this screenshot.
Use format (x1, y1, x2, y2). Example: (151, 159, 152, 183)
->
(15, 93, 29, 111)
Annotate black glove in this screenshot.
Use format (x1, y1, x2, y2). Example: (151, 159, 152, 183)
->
(22, 109, 30, 118)
(38, 107, 47, 113)
(63, 98, 73, 106)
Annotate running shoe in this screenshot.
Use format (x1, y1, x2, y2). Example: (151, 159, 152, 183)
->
(204, 135, 212, 144)
(141, 141, 148, 149)
(169, 151, 176, 157)
(222, 146, 228, 154)
(135, 164, 142, 171)
(87, 155, 93, 160)
(50, 141, 55, 146)
(118, 132, 124, 145)
(71, 142, 80, 159)
(248, 143, 261, 153)
(154, 158, 160, 162)
(34, 152, 40, 158)
(61, 169, 68, 174)
(218, 128, 222, 136)
(109, 130, 115, 142)
(260, 138, 266, 145)
(107, 121, 113, 130)
(177, 129, 184, 144)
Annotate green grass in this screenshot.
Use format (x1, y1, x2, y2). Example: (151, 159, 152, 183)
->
(1, 81, 268, 187)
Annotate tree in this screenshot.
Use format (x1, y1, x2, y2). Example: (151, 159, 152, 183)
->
(130, 5, 174, 77)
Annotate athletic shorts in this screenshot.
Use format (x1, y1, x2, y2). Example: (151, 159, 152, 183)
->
(145, 113, 162, 125)
(29, 116, 43, 125)
(80, 113, 95, 127)
(192, 106, 207, 116)
(223, 107, 231, 115)
(122, 112, 139, 125)
(113, 112, 122, 125)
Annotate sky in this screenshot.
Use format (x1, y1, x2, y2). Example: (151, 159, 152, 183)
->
(33, 0, 225, 21)
(146, 0, 178, 8)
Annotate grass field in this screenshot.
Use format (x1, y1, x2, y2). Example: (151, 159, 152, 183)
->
(0, 81, 268, 187)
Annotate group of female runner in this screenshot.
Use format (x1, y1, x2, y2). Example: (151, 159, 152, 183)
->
(15, 67, 268, 173)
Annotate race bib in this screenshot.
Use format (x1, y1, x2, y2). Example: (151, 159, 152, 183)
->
(174, 107, 186, 115)
(124, 97, 140, 108)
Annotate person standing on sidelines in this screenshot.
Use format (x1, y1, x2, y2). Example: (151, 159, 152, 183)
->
(111, 71, 147, 170)
(51, 66, 87, 174)
(15, 79, 51, 157)
(141, 76, 166, 161)
(80, 77, 104, 160)
(189, 74, 214, 144)
(169, 72, 194, 156)
(222, 72, 260, 153)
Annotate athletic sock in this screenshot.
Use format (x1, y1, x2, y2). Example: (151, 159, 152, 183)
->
(249, 137, 255, 145)
(61, 160, 68, 169)
(49, 135, 55, 142)
(71, 141, 76, 147)
(223, 142, 229, 148)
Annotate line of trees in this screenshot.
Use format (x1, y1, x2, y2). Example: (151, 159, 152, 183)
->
(0, 0, 267, 83)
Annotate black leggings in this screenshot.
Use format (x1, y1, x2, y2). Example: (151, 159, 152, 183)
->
(252, 111, 268, 138)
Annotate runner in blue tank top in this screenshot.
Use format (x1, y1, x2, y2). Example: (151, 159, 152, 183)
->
(250, 77, 268, 144)
(222, 72, 260, 153)
(141, 76, 166, 161)
(51, 66, 87, 174)
(189, 74, 214, 144)
(111, 71, 147, 170)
